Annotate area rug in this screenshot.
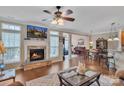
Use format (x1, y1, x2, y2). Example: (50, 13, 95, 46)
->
(0, 79, 14, 86)
(26, 73, 117, 86)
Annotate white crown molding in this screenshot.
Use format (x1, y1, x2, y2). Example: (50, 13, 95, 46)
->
(0, 16, 89, 36)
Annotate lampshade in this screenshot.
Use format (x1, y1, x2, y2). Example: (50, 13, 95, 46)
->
(58, 22, 64, 25)
(51, 20, 57, 24)
(0, 41, 6, 54)
(113, 37, 119, 41)
(51, 18, 64, 25)
(108, 38, 112, 41)
(113, 32, 119, 41)
(57, 18, 64, 24)
(89, 41, 93, 44)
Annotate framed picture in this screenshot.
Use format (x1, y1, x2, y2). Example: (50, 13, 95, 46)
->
(27, 25, 48, 39)
(78, 39, 84, 45)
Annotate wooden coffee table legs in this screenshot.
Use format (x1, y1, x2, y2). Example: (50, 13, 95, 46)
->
(96, 80, 100, 86)
(13, 77, 15, 82)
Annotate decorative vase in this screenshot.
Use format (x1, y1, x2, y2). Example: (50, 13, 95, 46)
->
(77, 62, 86, 74)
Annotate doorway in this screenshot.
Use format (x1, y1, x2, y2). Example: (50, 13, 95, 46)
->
(63, 33, 69, 62)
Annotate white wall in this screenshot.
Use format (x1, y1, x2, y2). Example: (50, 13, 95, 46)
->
(0, 19, 90, 65)
(72, 34, 89, 49)
(92, 32, 121, 51)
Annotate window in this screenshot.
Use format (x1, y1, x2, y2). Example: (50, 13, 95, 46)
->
(63, 33, 69, 55)
(2, 32, 20, 47)
(1, 23, 21, 64)
(1, 23, 21, 31)
(50, 31, 59, 58)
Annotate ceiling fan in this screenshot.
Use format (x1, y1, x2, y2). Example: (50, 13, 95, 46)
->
(42, 6, 75, 25)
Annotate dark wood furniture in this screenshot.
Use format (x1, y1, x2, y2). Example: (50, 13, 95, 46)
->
(74, 47, 88, 60)
(57, 67, 101, 86)
(96, 38, 108, 57)
(96, 38, 108, 51)
(98, 52, 108, 65)
(98, 52, 116, 71)
(107, 56, 116, 70)
(96, 38, 116, 69)
(0, 69, 16, 82)
(88, 49, 99, 62)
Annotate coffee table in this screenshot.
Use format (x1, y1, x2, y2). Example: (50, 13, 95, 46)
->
(57, 67, 101, 86)
(0, 69, 16, 82)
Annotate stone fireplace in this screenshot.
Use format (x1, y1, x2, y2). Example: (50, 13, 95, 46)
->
(27, 46, 46, 63)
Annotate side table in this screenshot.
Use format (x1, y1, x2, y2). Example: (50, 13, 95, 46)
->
(0, 69, 16, 82)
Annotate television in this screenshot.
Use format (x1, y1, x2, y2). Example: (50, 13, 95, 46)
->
(27, 25, 48, 39)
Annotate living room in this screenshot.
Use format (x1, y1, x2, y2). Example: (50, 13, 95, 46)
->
(0, 5, 124, 89)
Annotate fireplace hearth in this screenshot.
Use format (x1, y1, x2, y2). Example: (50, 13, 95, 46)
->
(30, 49, 44, 62)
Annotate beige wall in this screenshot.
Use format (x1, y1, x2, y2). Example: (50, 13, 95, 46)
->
(72, 34, 89, 49)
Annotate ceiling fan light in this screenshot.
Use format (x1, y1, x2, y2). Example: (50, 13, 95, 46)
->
(51, 20, 57, 24)
(57, 18, 63, 23)
(58, 22, 64, 25)
(89, 41, 93, 44)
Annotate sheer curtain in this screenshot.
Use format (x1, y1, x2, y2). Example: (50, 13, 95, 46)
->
(1, 23, 21, 64)
(50, 31, 59, 58)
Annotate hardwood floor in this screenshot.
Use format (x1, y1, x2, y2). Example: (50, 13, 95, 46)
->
(15, 57, 114, 85)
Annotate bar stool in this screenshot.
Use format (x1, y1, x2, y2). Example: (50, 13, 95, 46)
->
(107, 56, 116, 71)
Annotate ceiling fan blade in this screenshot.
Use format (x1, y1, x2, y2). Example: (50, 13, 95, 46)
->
(62, 17, 75, 22)
(42, 18, 53, 21)
(43, 10, 52, 14)
(65, 9, 73, 15)
(42, 18, 48, 21)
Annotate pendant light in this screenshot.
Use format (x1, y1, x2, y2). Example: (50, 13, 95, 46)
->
(113, 32, 119, 41)
(89, 30, 93, 49)
(108, 37, 112, 41)
(108, 22, 119, 41)
(113, 24, 119, 41)
(113, 37, 119, 41)
(108, 23, 114, 41)
(51, 17, 64, 25)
